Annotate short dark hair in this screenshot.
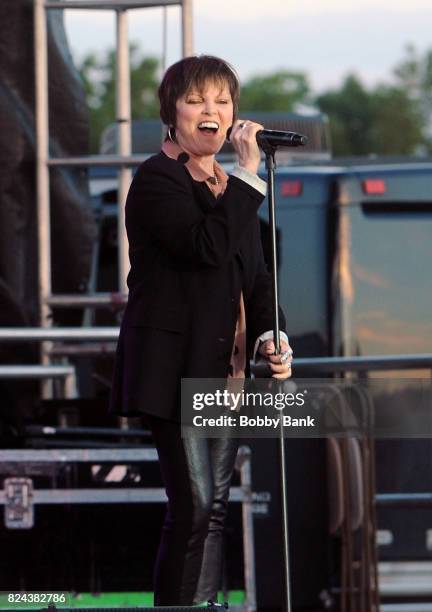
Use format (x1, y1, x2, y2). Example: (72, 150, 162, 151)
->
(158, 55, 240, 127)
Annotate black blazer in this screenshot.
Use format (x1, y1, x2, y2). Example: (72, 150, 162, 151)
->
(110, 151, 286, 421)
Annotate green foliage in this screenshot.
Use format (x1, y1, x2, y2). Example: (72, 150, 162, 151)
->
(393, 44, 432, 152)
(77, 42, 432, 157)
(316, 75, 373, 155)
(77, 44, 160, 153)
(239, 70, 310, 112)
(371, 84, 423, 155)
(316, 72, 424, 156)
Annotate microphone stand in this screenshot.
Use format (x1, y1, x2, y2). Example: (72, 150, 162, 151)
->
(262, 141, 293, 612)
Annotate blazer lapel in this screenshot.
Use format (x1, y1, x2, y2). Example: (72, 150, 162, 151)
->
(191, 178, 219, 212)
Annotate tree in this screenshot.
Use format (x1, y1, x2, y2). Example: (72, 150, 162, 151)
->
(316, 75, 374, 156)
(393, 44, 432, 150)
(239, 70, 311, 112)
(78, 45, 160, 153)
(76, 43, 431, 157)
(316, 73, 424, 156)
(370, 84, 423, 155)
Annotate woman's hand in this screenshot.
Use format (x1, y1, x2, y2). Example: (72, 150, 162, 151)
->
(229, 119, 264, 175)
(258, 339, 293, 380)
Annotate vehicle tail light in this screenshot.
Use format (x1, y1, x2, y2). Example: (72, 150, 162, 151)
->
(280, 180, 303, 197)
(362, 179, 386, 195)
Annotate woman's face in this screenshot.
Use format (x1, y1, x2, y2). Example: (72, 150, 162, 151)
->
(174, 80, 234, 157)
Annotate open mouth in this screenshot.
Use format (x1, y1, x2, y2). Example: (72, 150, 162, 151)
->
(197, 121, 219, 134)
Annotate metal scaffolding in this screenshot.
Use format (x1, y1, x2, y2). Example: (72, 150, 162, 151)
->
(0, 365, 77, 398)
(32, 0, 193, 395)
(0, 445, 256, 612)
(35, 0, 193, 300)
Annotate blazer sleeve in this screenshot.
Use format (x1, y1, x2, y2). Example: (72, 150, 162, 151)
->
(245, 217, 287, 355)
(126, 156, 265, 268)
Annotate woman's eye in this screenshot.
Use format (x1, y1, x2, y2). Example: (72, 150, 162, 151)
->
(218, 100, 229, 104)
(187, 99, 201, 104)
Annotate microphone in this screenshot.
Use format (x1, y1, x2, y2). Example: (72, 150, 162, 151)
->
(226, 126, 308, 148)
(256, 128, 308, 148)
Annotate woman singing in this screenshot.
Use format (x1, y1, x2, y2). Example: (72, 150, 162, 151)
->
(110, 55, 293, 605)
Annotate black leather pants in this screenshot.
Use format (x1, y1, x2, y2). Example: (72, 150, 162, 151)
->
(147, 415, 239, 605)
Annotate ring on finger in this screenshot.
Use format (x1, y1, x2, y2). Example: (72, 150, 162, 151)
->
(280, 351, 289, 363)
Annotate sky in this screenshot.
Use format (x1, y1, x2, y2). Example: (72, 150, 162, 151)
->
(64, 0, 432, 94)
